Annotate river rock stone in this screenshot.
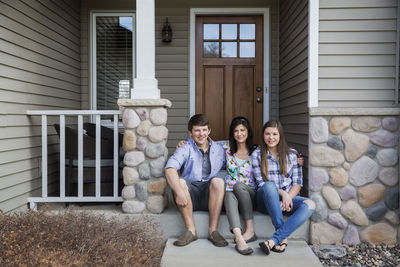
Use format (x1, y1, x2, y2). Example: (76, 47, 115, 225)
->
(379, 168, 398, 186)
(343, 162, 350, 171)
(340, 200, 369, 226)
(366, 202, 388, 221)
(337, 185, 357, 201)
(146, 195, 166, 213)
(123, 130, 136, 151)
(150, 108, 168, 126)
(124, 151, 145, 167)
(310, 146, 345, 167)
(330, 117, 351, 135)
(370, 129, 398, 147)
(365, 144, 377, 158)
(137, 120, 152, 136)
(311, 118, 329, 143)
(123, 167, 140, 185)
(384, 187, 399, 210)
(309, 167, 329, 191)
(349, 156, 379, 186)
(342, 225, 360, 246)
(135, 181, 148, 201)
(360, 223, 397, 245)
(148, 178, 167, 195)
(352, 117, 381, 132)
(382, 117, 398, 131)
(385, 210, 399, 225)
(136, 108, 149, 120)
(311, 194, 328, 222)
(122, 200, 145, 213)
(342, 129, 369, 162)
(322, 186, 341, 210)
(310, 222, 343, 245)
(148, 126, 168, 143)
(329, 168, 348, 187)
(122, 109, 140, 129)
(377, 149, 398, 167)
(121, 185, 135, 200)
(138, 163, 150, 180)
(136, 136, 147, 151)
(311, 245, 347, 259)
(150, 157, 166, 177)
(145, 142, 166, 158)
(358, 184, 386, 208)
(328, 213, 348, 229)
(327, 136, 344, 151)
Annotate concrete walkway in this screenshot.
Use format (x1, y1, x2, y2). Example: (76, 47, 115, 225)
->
(161, 238, 322, 267)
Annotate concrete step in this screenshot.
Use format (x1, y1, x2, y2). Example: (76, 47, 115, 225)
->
(150, 207, 309, 242)
(161, 238, 322, 267)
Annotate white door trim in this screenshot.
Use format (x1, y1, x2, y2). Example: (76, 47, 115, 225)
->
(189, 8, 270, 123)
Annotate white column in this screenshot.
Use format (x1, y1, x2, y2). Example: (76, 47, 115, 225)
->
(132, 0, 160, 99)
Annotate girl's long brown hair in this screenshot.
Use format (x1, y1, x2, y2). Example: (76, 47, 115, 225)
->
(261, 120, 291, 181)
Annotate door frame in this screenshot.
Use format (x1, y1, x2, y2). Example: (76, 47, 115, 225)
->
(189, 8, 270, 123)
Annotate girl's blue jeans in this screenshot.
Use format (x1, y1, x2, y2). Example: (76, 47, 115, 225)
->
(256, 181, 315, 245)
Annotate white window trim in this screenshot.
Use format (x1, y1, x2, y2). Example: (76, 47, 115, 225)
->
(308, 0, 319, 108)
(90, 11, 136, 111)
(189, 8, 270, 123)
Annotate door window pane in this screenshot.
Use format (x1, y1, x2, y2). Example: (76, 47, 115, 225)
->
(204, 42, 219, 57)
(221, 24, 237, 40)
(240, 42, 255, 57)
(222, 42, 237, 57)
(204, 24, 219, 40)
(240, 24, 255, 40)
(96, 15, 133, 110)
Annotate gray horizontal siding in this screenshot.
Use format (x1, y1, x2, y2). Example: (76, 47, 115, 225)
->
(319, 0, 398, 107)
(0, 0, 81, 213)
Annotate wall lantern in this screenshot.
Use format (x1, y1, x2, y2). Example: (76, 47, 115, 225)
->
(162, 18, 172, 42)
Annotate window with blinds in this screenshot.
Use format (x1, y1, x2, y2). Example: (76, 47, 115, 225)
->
(93, 14, 135, 111)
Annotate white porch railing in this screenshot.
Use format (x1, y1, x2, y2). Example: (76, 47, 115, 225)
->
(26, 110, 123, 210)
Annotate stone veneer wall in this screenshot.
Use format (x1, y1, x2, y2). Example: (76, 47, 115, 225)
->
(308, 108, 399, 245)
(117, 99, 172, 213)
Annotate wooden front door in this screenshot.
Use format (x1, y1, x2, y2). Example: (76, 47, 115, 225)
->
(196, 15, 264, 143)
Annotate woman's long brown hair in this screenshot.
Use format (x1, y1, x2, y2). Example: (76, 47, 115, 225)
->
(261, 120, 291, 181)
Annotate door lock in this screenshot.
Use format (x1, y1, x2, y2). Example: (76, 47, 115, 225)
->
(256, 97, 262, 103)
(256, 87, 262, 92)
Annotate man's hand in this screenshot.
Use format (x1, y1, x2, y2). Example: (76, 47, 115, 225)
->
(297, 153, 304, 166)
(280, 191, 293, 212)
(175, 191, 188, 207)
(176, 140, 187, 149)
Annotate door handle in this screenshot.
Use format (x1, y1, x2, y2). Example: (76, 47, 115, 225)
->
(256, 87, 262, 92)
(256, 97, 262, 103)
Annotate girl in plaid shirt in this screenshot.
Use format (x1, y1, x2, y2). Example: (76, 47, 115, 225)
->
(251, 120, 315, 255)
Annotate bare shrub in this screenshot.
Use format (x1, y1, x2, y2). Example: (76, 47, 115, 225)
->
(0, 208, 163, 266)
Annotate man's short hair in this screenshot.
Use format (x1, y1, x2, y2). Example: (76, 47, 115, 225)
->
(188, 114, 210, 131)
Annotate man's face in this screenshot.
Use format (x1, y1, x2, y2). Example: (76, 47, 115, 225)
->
(189, 125, 211, 146)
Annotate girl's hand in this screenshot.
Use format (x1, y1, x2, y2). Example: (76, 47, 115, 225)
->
(297, 153, 304, 166)
(280, 191, 293, 212)
(176, 140, 187, 149)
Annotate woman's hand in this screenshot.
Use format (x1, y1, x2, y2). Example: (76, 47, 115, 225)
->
(176, 140, 187, 149)
(280, 190, 293, 212)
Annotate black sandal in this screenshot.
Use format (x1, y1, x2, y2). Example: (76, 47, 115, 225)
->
(258, 240, 273, 255)
(271, 241, 288, 253)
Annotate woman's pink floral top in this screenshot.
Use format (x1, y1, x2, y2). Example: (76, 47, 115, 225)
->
(223, 141, 256, 191)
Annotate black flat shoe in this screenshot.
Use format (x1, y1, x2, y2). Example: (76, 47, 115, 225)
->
(235, 245, 254, 255)
(259, 241, 272, 255)
(245, 234, 258, 243)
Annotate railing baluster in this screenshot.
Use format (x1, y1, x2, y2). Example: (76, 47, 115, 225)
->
(113, 114, 118, 197)
(59, 115, 66, 198)
(78, 115, 83, 198)
(95, 115, 101, 198)
(41, 115, 48, 198)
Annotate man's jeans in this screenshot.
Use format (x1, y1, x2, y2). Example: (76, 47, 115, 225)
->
(256, 182, 315, 245)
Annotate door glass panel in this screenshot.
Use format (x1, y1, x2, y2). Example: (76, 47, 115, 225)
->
(222, 42, 237, 57)
(204, 24, 219, 40)
(204, 42, 219, 57)
(221, 24, 237, 40)
(240, 42, 255, 57)
(96, 16, 133, 111)
(240, 24, 255, 40)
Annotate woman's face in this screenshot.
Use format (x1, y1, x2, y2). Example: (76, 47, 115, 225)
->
(233, 124, 248, 144)
(264, 127, 280, 149)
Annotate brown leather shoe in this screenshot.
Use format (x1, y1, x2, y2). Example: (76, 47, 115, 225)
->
(173, 230, 198, 246)
(208, 231, 228, 247)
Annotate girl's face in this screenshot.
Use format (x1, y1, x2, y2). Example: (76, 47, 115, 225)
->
(264, 127, 280, 149)
(233, 124, 248, 144)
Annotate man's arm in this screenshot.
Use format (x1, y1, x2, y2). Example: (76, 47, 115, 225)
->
(165, 168, 188, 207)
